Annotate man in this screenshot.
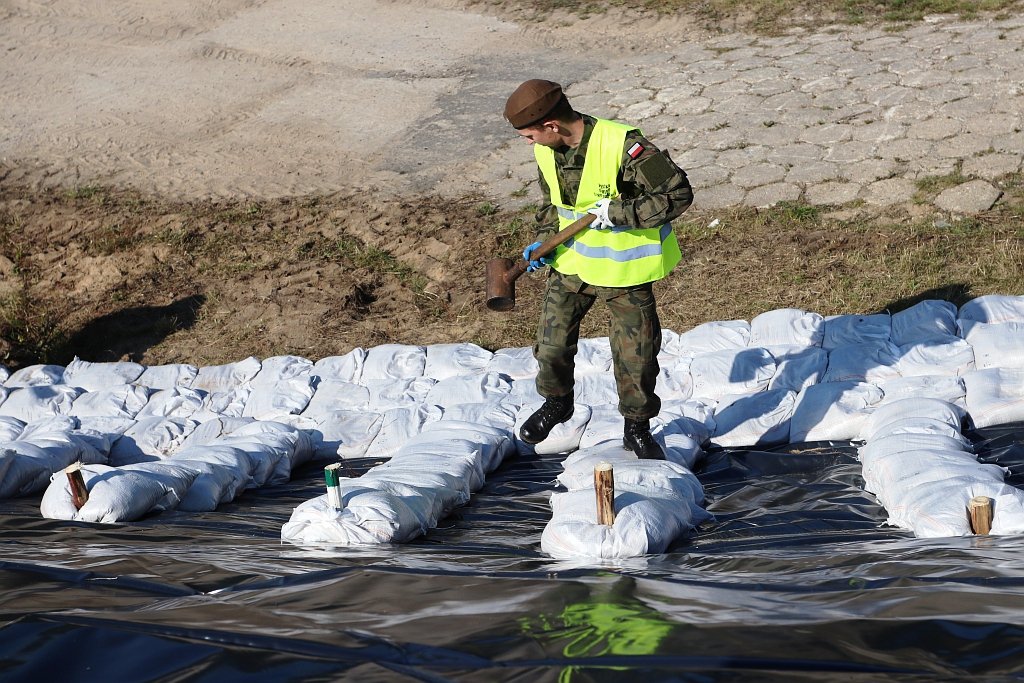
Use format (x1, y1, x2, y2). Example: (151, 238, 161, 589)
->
(504, 78, 693, 460)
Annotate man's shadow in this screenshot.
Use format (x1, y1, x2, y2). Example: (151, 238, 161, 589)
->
(54, 294, 206, 364)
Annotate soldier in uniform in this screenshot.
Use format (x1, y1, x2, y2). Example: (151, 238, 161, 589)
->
(504, 78, 693, 460)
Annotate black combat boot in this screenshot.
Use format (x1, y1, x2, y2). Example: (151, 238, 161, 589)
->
(520, 394, 574, 445)
(623, 418, 665, 460)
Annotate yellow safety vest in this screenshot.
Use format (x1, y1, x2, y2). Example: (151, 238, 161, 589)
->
(535, 118, 681, 287)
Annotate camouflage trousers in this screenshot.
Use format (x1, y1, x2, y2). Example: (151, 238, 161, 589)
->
(534, 271, 662, 420)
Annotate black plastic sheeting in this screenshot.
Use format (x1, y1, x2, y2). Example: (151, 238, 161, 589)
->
(3, 425, 1024, 681)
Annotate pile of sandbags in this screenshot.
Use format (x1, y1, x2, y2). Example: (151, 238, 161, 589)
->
(281, 420, 514, 545)
(540, 440, 712, 559)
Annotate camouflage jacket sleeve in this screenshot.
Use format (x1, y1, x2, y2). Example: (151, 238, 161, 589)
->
(533, 170, 560, 241)
(608, 131, 693, 230)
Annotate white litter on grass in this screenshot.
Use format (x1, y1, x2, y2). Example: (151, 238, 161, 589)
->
(0, 294, 1022, 546)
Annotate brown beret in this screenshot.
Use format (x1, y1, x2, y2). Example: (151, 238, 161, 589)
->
(504, 79, 564, 129)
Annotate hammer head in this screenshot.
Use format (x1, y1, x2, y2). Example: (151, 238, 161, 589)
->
(485, 257, 516, 311)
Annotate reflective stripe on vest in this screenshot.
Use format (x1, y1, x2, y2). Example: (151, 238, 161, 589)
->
(535, 119, 681, 287)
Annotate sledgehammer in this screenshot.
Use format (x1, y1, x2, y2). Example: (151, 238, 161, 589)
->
(485, 213, 597, 311)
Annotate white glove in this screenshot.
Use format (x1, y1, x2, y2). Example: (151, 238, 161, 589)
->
(586, 198, 615, 230)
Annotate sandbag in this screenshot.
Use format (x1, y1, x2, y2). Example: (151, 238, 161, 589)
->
(423, 372, 511, 407)
(514, 402, 592, 455)
(439, 401, 518, 432)
(192, 387, 251, 421)
(68, 384, 152, 419)
(0, 385, 82, 423)
(711, 388, 796, 448)
(40, 462, 197, 523)
(301, 379, 370, 417)
(575, 337, 614, 373)
(365, 404, 443, 460)
(689, 347, 775, 400)
(312, 348, 366, 383)
(360, 344, 426, 381)
(749, 308, 824, 349)
(889, 299, 957, 346)
(243, 377, 315, 420)
(306, 409, 383, 459)
(190, 357, 261, 393)
(859, 397, 965, 442)
(572, 373, 620, 408)
(877, 375, 966, 407)
(485, 346, 538, 380)
(821, 313, 891, 350)
(423, 343, 493, 380)
(62, 358, 144, 391)
(958, 294, 1024, 325)
(3, 364, 64, 387)
(767, 346, 827, 393)
(821, 341, 901, 384)
(135, 363, 199, 390)
(667, 320, 750, 357)
(963, 367, 1024, 429)
(109, 417, 199, 466)
(655, 356, 693, 402)
(135, 386, 206, 420)
(789, 381, 883, 442)
(963, 322, 1024, 370)
(250, 355, 313, 387)
(364, 377, 435, 409)
(0, 415, 26, 442)
(896, 336, 975, 377)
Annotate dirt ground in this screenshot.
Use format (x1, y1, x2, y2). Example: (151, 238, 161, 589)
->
(1, 1, 1021, 369)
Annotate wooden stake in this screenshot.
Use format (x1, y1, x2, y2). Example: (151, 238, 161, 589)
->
(324, 463, 344, 511)
(594, 462, 615, 526)
(969, 495, 993, 535)
(66, 463, 89, 510)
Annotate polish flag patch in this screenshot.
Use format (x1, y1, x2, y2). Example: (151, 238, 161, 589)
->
(627, 142, 644, 159)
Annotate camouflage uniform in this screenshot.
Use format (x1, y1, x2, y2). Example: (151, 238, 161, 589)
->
(533, 115, 693, 420)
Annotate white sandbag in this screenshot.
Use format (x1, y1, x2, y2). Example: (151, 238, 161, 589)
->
(866, 415, 966, 441)
(506, 376, 543, 407)
(515, 402, 592, 455)
(40, 462, 197, 523)
(767, 346, 828, 393)
(307, 410, 383, 459)
(656, 398, 717, 444)
(657, 328, 681, 365)
(958, 294, 1024, 325)
(578, 405, 625, 450)
(312, 348, 366, 383)
(170, 444, 256, 503)
(749, 308, 824, 349)
(419, 419, 516, 474)
(424, 372, 511, 407)
(423, 343, 493, 380)
(569, 433, 702, 471)
(173, 460, 245, 512)
(135, 386, 206, 419)
(821, 341, 901, 384)
(68, 425, 116, 465)
(655, 356, 693, 402)
(541, 464, 710, 560)
(963, 367, 1024, 428)
(190, 356, 261, 393)
(859, 431, 973, 465)
(178, 416, 255, 448)
(573, 373, 620, 408)
(883, 478, 1024, 537)
(896, 336, 975, 377)
(216, 431, 294, 487)
(3, 364, 64, 387)
(360, 344, 426, 381)
(109, 417, 199, 466)
(365, 404, 443, 460)
(0, 385, 82, 422)
(364, 377, 436, 409)
(68, 384, 152, 419)
(711, 388, 796, 448)
(963, 322, 1024, 370)
(0, 438, 84, 498)
(301, 379, 370, 417)
(192, 386, 252, 420)
(889, 299, 958, 345)
(0, 365, 7, 383)
(0, 415, 25, 442)
(232, 419, 315, 469)
(877, 375, 966, 406)
(243, 377, 315, 420)
(575, 337, 613, 373)
(282, 484, 430, 546)
(689, 347, 775, 400)
(667, 320, 750, 357)
(859, 397, 965, 442)
(558, 454, 703, 498)
(822, 313, 891, 350)
(439, 401, 518, 431)
(250, 355, 314, 387)
(789, 381, 883, 442)
(135, 363, 199, 390)
(74, 415, 136, 436)
(62, 358, 144, 391)
(485, 346, 538, 380)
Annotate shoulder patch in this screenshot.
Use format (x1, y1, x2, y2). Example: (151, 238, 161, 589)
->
(627, 142, 645, 159)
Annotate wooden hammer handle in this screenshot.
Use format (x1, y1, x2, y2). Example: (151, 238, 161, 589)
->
(531, 213, 599, 260)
